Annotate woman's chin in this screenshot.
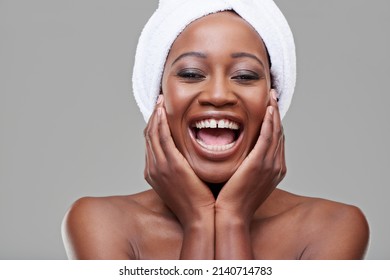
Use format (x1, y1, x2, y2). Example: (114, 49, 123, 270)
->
(195, 169, 233, 185)
(188, 157, 243, 186)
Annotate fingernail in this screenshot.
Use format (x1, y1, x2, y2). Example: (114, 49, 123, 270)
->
(156, 95, 163, 104)
(271, 89, 277, 101)
(268, 106, 274, 115)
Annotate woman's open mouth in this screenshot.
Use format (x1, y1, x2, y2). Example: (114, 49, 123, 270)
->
(189, 117, 243, 158)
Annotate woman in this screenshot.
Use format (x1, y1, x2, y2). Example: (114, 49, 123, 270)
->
(62, 0, 369, 259)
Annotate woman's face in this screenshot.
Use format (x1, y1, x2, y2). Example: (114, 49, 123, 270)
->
(161, 11, 271, 184)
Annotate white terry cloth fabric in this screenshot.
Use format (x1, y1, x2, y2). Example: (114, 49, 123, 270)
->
(133, 0, 296, 122)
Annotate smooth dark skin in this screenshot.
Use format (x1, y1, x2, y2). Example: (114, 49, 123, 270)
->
(62, 12, 369, 260)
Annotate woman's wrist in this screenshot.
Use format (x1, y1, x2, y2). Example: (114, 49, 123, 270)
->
(180, 207, 215, 231)
(215, 210, 253, 259)
(215, 209, 251, 231)
(215, 201, 254, 226)
(180, 208, 215, 260)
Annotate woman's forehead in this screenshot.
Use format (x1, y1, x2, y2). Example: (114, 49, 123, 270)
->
(167, 11, 268, 61)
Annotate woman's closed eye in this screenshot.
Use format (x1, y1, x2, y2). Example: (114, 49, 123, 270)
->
(176, 68, 206, 81)
(231, 70, 261, 84)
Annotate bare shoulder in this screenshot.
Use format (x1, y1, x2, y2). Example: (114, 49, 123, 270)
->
(62, 189, 169, 259)
(299, 195, 369, 259)
(265, 189, 369, 259)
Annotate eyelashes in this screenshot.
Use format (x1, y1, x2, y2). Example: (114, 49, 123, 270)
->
(176, 68, 263, 84)
(176, 68, 206, 81)
(231, 70, 261, 82)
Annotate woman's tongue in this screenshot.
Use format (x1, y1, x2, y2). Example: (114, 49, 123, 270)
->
(197, 128, 235, 146)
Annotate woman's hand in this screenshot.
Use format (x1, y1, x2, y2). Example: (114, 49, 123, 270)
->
(144, 95, 215, 225)
(215, 90, 286, 259)
(144, 95, 215, 259)
(217, 90, 286, 220)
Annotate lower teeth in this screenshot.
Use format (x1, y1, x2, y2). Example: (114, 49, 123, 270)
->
(196, 139, 235, 151)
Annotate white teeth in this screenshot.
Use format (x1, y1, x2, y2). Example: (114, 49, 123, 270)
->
(229, 122, 239, 130)
(194, 118, 240, 130)
(192, 118, 240, 152)
(196, 139, 236, 151)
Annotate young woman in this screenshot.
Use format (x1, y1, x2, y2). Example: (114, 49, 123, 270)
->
(62, 0, 369, 259)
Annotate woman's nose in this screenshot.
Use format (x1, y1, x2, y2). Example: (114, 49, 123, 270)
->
(197, 77, 238, 108)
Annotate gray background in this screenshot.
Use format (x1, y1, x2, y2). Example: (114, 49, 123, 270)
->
(0, 0, 388, 259)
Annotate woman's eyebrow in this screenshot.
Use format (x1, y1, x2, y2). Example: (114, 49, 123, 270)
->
(231, 52, 265, 69)
(171, 52, 207, 66)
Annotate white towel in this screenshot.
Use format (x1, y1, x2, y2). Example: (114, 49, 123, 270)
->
(133, 0, 296, 122)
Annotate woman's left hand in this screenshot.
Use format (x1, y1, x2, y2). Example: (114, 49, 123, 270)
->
(216, 90, 286, 223)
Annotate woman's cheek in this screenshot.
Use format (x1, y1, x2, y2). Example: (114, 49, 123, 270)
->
(245, 92, 269, 118)
(164, 86, 194, 117)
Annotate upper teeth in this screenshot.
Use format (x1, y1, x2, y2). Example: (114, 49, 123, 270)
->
(194, 119, 240, 130)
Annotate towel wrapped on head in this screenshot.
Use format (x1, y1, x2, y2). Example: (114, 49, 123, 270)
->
(133, 0, 296, 122)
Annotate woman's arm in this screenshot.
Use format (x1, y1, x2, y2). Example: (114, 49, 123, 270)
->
(144, 96, 216, 259)
(215, 91, 286, 259)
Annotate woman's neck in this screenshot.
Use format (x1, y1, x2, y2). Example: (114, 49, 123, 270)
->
(206, 182, 226, 199)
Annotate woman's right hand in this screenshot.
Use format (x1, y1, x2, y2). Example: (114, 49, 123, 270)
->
(144, 95, 215, 228)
